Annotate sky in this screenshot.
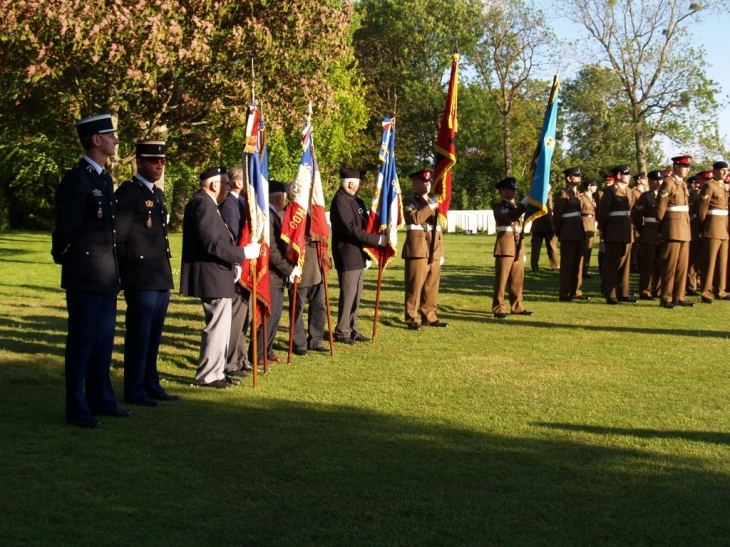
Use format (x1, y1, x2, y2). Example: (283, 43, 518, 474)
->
(532, 0, 730, 161)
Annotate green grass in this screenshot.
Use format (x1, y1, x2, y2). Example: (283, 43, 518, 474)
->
(1, 231, 730, 546)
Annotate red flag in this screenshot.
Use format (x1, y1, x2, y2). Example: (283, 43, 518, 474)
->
(433, 53, 459, 226)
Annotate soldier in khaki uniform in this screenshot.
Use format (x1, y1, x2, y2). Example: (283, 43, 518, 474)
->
(491, 177, 533, 319)
(597, 164, 636, 304)
(580, 178, 598, 278)
(697, 162, 730, 303)
(656, 155, 694, 308)
(529, 185, 560, 271)
(686, 174, 704, 295)
(632, 170, 664, 300)
(553, 166, 587, 301)
(402, 168, 448, 330)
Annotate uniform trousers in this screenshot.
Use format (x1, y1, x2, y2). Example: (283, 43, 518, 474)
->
(65, 290, 119, 421)
(336, 268, 364, 339)
(404, 258, 441, 325)
(700, 238, 728, 299)
(659, 240, 689, 303)
(255, 280, 285, 361)
(559, 240, 583, 298)
(530, 232, 559, 270)
(687, 240, 702, 291)
(638, 243, 661, 297)
(196, 297, 232, 384)
(603, 242, 631, 299)
(226, 290, 251, 372)
(492, 248, 526, 315)
(123, 289, 170, 401)
(290, 282, 326, 351)
(583, 234, 595, 275)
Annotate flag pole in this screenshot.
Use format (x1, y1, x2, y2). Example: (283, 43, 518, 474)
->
(288, 276, 299, 363)
(318, 243, 335, 355)
(248, 64, 259, 387)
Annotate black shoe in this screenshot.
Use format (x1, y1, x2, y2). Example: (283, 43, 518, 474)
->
(225, 376, 242, 386)
(494, 313, 508, 319)
(309, 346, 329, 353)
(125, 397, 160, 407)
(198, 379, 230, 389)
(559, 297, 573, 302)
(150, 392, 181, 402)
(69, 416, 101, 429)
(606, 298, 619, 305)
(352, 333, 372, 343)
(573, 295, 591, 300)
(294, 348, 309, 356)
(552, 267, 561, 271)
(336, 336, 355, 345)
(702, 296, 713, 304)
(512, 310, 534, 316)
(639, 294, 655, 301)
(676, 300, 695, 307)
(241, 363, 254, 372)
(407, 323, 422, 331)
(428, 320, 450, 327)
(720, 295, 730, 301)
(102, 409, 133, 418)
(618, 297, 637, 303)
(660, 300, 675, 309)
(583, 273, 593, 278)
(686, 289, 699, 296)
(227, 369, 248, 377)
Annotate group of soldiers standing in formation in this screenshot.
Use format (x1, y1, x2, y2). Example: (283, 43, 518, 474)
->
(490, 155, 730, 317)
(52, 114, 449, 428)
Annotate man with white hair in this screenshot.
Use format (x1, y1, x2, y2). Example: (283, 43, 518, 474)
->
(180, 167, 261, 388)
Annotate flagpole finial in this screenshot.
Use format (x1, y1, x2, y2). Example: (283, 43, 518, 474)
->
(251, 59, 256, 103)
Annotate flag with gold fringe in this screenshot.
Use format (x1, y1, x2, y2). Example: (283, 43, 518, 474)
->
(433, 52, 459, 227)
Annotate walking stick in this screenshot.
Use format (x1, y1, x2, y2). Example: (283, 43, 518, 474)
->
(372, 247, 385, 342)
(262, 314, 268, 374)
(250, 258, 259, 388)
(319, 243, 335, 355)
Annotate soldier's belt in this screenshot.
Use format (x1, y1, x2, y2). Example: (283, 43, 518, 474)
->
(406, 224, 442, 232)
(667, 205, 689, 212)
(608, 211, 631, 217)
(561, 211, 581, 218)
(707, 210, 729, 216)
(644, 217, 657, 223)
(496, 226, 522, 233)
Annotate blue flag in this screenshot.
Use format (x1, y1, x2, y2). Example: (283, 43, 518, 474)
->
(525, 74, 560, 225)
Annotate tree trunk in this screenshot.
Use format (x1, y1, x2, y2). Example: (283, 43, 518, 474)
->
(503, 109, 513, 178)
(633, 114, 647, 176)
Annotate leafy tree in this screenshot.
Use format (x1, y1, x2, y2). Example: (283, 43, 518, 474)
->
(562, 0, 725, 174)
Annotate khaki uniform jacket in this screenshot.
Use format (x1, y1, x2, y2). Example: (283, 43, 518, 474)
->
(597, 184, 634, 243)
(580, 192, 597, 235)
(401, 194, 444, 261)
(697, 179, 729, 240)
(554, 186, 584, 241)
(631, 190, 661, 246)
(493, 200, 526, 257)
(656, 175, 691, 242)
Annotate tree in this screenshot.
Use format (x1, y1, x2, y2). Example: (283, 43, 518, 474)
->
(562, 0, 724, 174)
(470, 0, 554, 178)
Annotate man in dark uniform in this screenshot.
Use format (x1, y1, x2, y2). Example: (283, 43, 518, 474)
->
(219, 166, 254, 376)
(656, 155, 694, 308)
(402, 168, 449, 330)
(51, 114, 130, 428)
(180, 167, 261, 388)
(553, 166, 586, 302)
(697, 162, 730, 303)
(330, 168, 386, 343)
(116, 140, 180, 407)
(632, 170, 664, 300)
(597, 164, 636, 304)
(491, 177, 533, 318)
(686, 174, 705, 295)
(289, 237, 328, 355)
(254, 180, 298, 364)
(529, 184, 560, 272)
(630, 172, 649, 273)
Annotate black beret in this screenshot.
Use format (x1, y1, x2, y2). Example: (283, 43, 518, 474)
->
(136, 140, 166, 158)
(269, 180, 287, 193)
(713, 161, 728, 169)
(340, 168, 364, 180)
(199, 166, 226, 182)
(496, 177, 517, 190)
(76, 114, 115, 140)
(410, 168, 434, 181)
(563, 166, 582, 177)
(635, 172, 646, 179)
(611, 164, 631, 176)
(647, 170, 665, 181)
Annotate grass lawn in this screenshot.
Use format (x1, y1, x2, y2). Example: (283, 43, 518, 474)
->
(1, 230, 729, 546)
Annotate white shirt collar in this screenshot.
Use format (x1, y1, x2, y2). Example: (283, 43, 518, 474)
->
(134, 173, 155, 192)
(83, 156, 104, 175)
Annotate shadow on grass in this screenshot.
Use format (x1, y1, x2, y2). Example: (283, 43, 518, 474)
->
(534, 421, 730, 446)
(2, 390, 728, 546)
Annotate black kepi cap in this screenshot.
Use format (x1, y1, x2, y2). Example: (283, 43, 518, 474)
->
(136, 140, 166, 158)
(410, 168, 434, 181)
(199, 166, 226, 182)
(269, 180, 287, 193)
(713, 161, 728, 169)
(582, 178, 598, 189)
(563, 166, 582, 177)
(76, 114, 115, 140)
(496, 177, 517, 190)
(647, 170, 665, 181)
(635, 172, 647, 179)
(611, 164, 631, 176)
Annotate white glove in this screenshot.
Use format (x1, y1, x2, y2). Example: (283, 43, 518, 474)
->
(428, 196, 440, 209)
(364, 259, 372, 270)
(233, 264, 242, 283)
(377, 234, 387, 247)
(439, 256, 444, 266)
(288, 266, 301, 283)
(520, 196, 528, 205)
(243, 242, 261, 259)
